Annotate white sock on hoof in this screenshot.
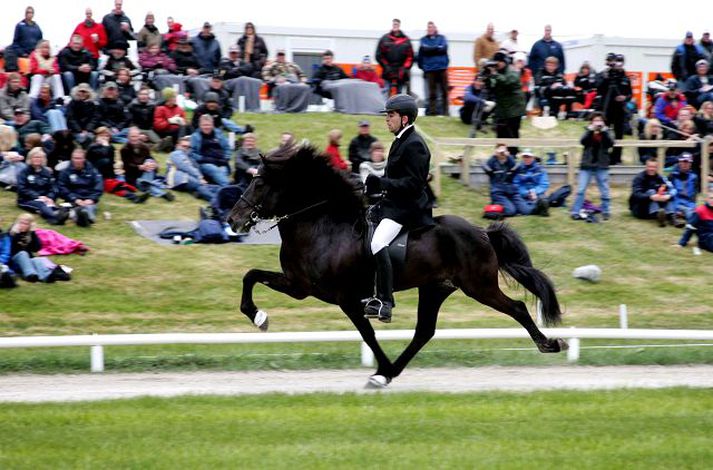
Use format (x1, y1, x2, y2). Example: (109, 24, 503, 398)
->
(368, 375, 388, 387)
(254, 310, 268, 328)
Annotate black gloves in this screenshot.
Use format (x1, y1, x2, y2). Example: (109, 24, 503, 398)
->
(364, 174, 382, 195)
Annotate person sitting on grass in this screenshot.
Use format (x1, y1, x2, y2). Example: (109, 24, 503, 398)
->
(95, 81, 130, 144)
(128, 88, 160, 147)
(8, 213, 70, 283)
(571, 112, 613, 221)
(121, 127, 174, 201)
(57, 148, 103, 227)
(153, 87, 188, 151)
(669, 152, 699, 225)
(190, 114, 232, 186)
(629, 158, 678, 227)
(513, 149, 550, 216)
(66, 83, 97, 148)
(16, 147, 69, 225)
(0, 216, 19, 288)
(482, 143, 527, 217)
(233, 132, 263, 190)
(165, 136, 219, 201)
(676, 190, 713, 252)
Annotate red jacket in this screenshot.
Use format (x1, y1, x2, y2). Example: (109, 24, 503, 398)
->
(153, 104, 185, 132)
(29, 52, 60, 75)
(72, 21, 108, 59)
(355, 68, 384, 88)
(326, 144, 348, 170)
(163, 23, 188, 52)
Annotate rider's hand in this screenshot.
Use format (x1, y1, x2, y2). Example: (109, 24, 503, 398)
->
(364, 174, 382, 195)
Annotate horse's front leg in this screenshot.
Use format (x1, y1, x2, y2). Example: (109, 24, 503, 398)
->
(340, 301, 395, 387)
(241, 269, 307, 331)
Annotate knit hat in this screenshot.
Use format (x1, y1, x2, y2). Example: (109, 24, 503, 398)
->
(162, 87, 177, 100)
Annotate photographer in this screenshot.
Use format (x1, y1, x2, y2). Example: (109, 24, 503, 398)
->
(596, 52, 632, 165)
(571, 112, 613, 221)
(484, 52, 526, 155)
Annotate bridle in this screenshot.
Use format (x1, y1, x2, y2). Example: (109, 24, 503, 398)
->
(238, 189, 329, 233)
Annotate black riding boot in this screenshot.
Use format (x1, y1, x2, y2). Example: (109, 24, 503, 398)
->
(364, 248, 394, 323)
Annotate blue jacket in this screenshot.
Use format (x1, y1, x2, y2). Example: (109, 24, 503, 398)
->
(483, 155, 519, 194)
(0, 231, 14, 274)
(190, 129, 231, 167)
(30, 98, 64, 124)
(669, 168, 698, 211)
(514, 161, 550, 197)
(679, 202, 713, 248)
(417, 34, 449, 72)
(191, 34, 222, 73)
(165, 148, 204, 188)
(17, 165, 56, 203)
(57, 162, 103, 202)
(528, 39, 565, 75)
(12, 20, 43, 56)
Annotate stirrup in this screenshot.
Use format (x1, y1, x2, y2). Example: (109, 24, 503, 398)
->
(363, 297, 392, 323)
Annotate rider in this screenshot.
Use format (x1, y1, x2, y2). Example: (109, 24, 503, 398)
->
(363, 94, 433, 323)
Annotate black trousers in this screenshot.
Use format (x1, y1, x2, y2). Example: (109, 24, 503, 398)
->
(425, 70, 449, 116)
(496, 116, 522, 155)
(607, 112, 625, 165)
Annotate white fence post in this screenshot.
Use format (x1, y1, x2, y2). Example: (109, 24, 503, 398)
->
(238, 96, 246, 114)
(536, 301, 543, 327)
(567, 337, 580, 362)
(619, 304, 628, 329)
(90, 345, 104, 373)
(360, 342, 375, 367)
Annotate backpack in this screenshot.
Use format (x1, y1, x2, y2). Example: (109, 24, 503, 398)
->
(547, 184, 572, 207)
(483, 204, 505, 220)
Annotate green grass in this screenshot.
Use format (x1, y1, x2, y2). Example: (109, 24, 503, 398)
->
(1, 113, 712, 372)
(0, 389, 710, 469)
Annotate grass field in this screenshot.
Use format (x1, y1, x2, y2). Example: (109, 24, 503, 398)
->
(0, 388, 710, 468)
(1, 113, 711, 372)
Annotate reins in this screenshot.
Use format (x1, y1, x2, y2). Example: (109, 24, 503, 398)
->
(252, 199, 330, 234)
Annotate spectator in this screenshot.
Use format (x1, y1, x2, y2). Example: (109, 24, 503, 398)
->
(128, 88, 159, 146)
(163, 17, 188, 52)
(99, 43, 139, 84)
(121, 127, 173, 200)
(534, 56, 576, 119)
(102, 0, 135, 52)
(418, 22, 449, 116)
(513, 149, 550, 216)
(191, 22, 222, 74)
(95, 81, 130, 143)
(359, 140, 386, 184)
(16, 147, 69, 225)
(500, 29, 524, 56)
(115, 68, 136, 105)
(528, 25, 565, 76)
(671, 31, 705, 81)
(7, 6, 43, 71)
(262, 50, 307, 93)
(0, 125, 25, 188)
(512, 52, 533, 106)
(139, 44, 177, 87)
(574, 62, 598, 110)
(137, 12, 161, 51)
(261, 51, 311, 113)
(669, 153, 698, 224)
(677, 190, 713, 252)
(482, 144, 526, 217)
(701, 31, 713, 63)
(596, 52, 632, 165)
(233, 132, 262, 189)
(153, 87, 187, 149)
(312, 50, 348, 99)
(348, 120, 377, 175)
(219, 45, 255, 79)
(375, 19, 414, 95)
(325, 129, 348, 171)
(0, 73, 30, 121)
(28, 40, 63, 100)
(237, 22, 269, 74)
(694, 100, 713, 136)
(57, 148, 103, 227)
(170, 38, 201, 77)
(684, 59, 713, 108)
(12, 108, 50, 149)
(473, 23, 499, 65)
(30, 83, 67, 133)
(0, 216, 19, 288)
(629, 158, 677, 227)
(190, 114, 231, 186)
(459, 75, 494, 129)
(72, 7, 107, 60)
(191, 90, 247, 135)
(165, 136, 219, 201)
(8, 213, 68, 283)
(354, 55, 384, 87)
(189, 75, 232, 115)
(638, 118, 664, 164)
(654, 79, 687, 127)
(66, 83, 97, 147)
(571, 113, 613, 221)
(484, 51, 526, 155)
(58, 34, 99, 92)
(665, 118, 700, 167)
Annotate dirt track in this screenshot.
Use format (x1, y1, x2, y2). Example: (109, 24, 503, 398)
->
(1, 365, 711, 403)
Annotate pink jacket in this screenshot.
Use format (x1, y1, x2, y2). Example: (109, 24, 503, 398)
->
(36, 229, 89, 256)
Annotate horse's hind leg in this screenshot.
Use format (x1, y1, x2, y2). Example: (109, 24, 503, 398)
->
(389, 283, 456, 379)
(461, 278, 566, 353)
(241, 269, 307, 331)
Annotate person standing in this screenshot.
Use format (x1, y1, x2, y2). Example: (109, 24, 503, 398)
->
(528, 25, 565, 76)
(671, 32, 706, 81)
(375, 19, 414, 95)
(418, 22, 449, 116)
(6, 6, 43, 72)
(473, 23, 499, 65)
(102, 0, 135, 52)
(363, 94, 433, 323)
(596, 53, 632, 165)
(484, 52, 526, 155)
(72, 8, 107, 60)
(571, 113, 613, 221)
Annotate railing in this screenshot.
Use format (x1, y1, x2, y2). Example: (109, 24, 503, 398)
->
(1, 328, 711, 372)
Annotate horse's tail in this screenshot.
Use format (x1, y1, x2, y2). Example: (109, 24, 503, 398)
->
(486, 222, 562, 326)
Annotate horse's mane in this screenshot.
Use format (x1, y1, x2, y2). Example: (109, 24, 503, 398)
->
(262, 140, 366, 219)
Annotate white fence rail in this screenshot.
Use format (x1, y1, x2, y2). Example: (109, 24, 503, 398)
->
(1, 328, 712, 372)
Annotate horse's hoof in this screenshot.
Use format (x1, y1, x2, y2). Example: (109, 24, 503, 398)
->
(365, 375, 390, 389)
(254, 310, 269, 332)
(557, 338, 569, 351)
(537, 338, 566, 353)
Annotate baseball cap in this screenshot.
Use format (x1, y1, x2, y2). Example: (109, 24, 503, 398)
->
(666, 78, 678, 89)
(104, 81, 118, 89)
(696, 59, 709, 67)
(358, 120, 370, 127)
(13, 107, 26, 115)
(203, 21, 212, 28)
(521, 149, 534, 157)
(276, 49, 286, 56)
(685, 31, 694, 38)
(678, 152, 693, 162)
(204, 92, 220, 103)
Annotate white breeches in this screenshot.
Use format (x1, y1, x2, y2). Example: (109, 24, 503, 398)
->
(371, 218, 402, 254)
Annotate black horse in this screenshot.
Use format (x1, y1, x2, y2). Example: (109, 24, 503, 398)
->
(228, 142, 567, 388)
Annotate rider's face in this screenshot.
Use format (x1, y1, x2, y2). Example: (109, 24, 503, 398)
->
(386, 111, 404, 133)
